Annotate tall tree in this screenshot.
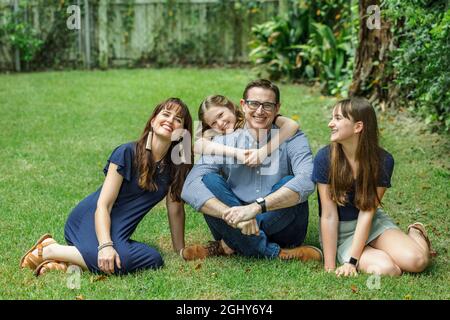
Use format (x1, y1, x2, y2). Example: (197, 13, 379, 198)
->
(349, 0, 396, 110)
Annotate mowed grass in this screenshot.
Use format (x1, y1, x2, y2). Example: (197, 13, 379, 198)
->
(0, 68, 448, 300)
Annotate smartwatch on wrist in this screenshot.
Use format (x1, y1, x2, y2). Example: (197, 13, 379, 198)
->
(255, 197, 266, 213)
(348, 257, 358, 267)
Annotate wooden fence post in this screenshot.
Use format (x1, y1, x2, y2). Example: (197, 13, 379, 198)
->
(98, 0, 108, 69)
(84, 0, 91, 69)
(13, 0, 21, 72)
(279, 0, 289, 18)
(77, 0, 83, 66)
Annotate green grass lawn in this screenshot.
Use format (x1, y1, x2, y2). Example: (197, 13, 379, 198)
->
(0, 68, 448, 300)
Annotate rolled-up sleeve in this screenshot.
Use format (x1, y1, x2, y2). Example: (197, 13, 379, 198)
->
(181, 155, 222, 211)
(282, 131, 315, 203)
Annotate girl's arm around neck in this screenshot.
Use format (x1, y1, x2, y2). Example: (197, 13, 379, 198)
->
(194, 137, 245, 162)
(264, 115, 300, 155)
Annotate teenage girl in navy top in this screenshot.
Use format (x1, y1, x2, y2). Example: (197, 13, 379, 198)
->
(312, 97, 434, 277)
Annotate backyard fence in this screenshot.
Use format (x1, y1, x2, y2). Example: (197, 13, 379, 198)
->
(0, 0, 290, 71)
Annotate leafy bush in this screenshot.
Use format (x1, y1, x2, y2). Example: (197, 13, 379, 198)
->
(249, 0, 355, 96)
(296, 22, 353, 96)
(1, 11, 43, 64)
(0, 1, 76, 70)
(249, 17, 305, 80)
(386, 0, 450, 132)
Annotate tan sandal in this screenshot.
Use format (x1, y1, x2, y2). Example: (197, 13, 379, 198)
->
(407, 222, 437, 257)
(34, 260, 68, 277)
(19, 234, 57, 270)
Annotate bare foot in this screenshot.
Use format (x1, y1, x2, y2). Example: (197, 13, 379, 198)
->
(30, 238, 56, 260)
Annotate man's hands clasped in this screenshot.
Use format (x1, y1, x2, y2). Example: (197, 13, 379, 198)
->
(223, 203, 261, 236)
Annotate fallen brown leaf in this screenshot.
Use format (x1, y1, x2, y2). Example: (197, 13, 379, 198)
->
(90, 275, 107, 283)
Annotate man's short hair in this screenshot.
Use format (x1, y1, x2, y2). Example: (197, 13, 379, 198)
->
(243, 79, 280, 104)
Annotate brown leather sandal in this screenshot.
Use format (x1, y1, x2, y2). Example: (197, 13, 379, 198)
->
(34, 260, 68, 277)
(407, 222, 437, 257)
(19, 234, 57, 270)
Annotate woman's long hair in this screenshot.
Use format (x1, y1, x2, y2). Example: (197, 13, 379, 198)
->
(198, 95, 245, 135)
(134, 98, 193, 202)
(329, 97, 381, 211)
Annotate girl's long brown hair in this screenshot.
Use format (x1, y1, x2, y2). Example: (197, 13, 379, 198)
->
(329, 97, 381, 211)
(135, 98, 193, 202)
(198, 95, 245, 134)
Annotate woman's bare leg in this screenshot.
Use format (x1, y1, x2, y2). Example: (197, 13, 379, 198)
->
(358, 245, 402, 276)
(407, 227, 430, 254)
(30, 239, 88, 270)
(370, 229, 429, 273)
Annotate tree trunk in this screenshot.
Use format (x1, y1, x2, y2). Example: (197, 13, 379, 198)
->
(349, 0, 397, 111)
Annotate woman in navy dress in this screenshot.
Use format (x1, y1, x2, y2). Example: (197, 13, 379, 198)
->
(20, 98, 193, 275)
(312, 97, 434, 277)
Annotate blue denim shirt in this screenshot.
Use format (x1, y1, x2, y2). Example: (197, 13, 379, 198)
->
(181, 124, 315, 211)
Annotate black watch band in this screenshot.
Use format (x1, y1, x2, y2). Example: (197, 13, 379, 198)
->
(255, 197, 266, 213)
(348, 257, 358, 266)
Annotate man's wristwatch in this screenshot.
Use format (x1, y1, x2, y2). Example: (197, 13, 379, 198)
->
(347, 257, 358, 267)
(255, 197, 266, 213)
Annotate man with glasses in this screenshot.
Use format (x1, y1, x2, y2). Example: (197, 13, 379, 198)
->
(181, 79, 322, 262)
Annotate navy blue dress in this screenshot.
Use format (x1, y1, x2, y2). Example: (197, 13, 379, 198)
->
(64, 142, 170, 274)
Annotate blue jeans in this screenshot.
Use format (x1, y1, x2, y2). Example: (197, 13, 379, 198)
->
(202, 173, 309, 259)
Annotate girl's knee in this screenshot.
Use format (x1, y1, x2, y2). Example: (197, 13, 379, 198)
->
(401, 249, 429, 273)
(365, 260, 402, 276)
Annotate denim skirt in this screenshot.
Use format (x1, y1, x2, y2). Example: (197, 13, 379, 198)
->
(319, 208, 400, 264)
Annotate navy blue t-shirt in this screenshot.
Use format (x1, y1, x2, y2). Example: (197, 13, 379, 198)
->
(312, 145, 394, 221)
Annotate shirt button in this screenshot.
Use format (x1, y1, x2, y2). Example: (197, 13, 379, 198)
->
(256, 189, 260, 193)
(256, 170, 260, 174)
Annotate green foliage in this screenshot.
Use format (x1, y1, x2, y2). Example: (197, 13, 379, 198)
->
(296, 22, 353, 95)
(249, 0, 356, 96)
(386, 0, 450, 133)
(0, 10, 43, 63)
(120, 0, 135, 44)
(249, 17, 304, 80)
(1, 1, 82, 70)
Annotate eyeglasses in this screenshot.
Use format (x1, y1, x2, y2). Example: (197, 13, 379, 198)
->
(245, 100, 277, 111)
